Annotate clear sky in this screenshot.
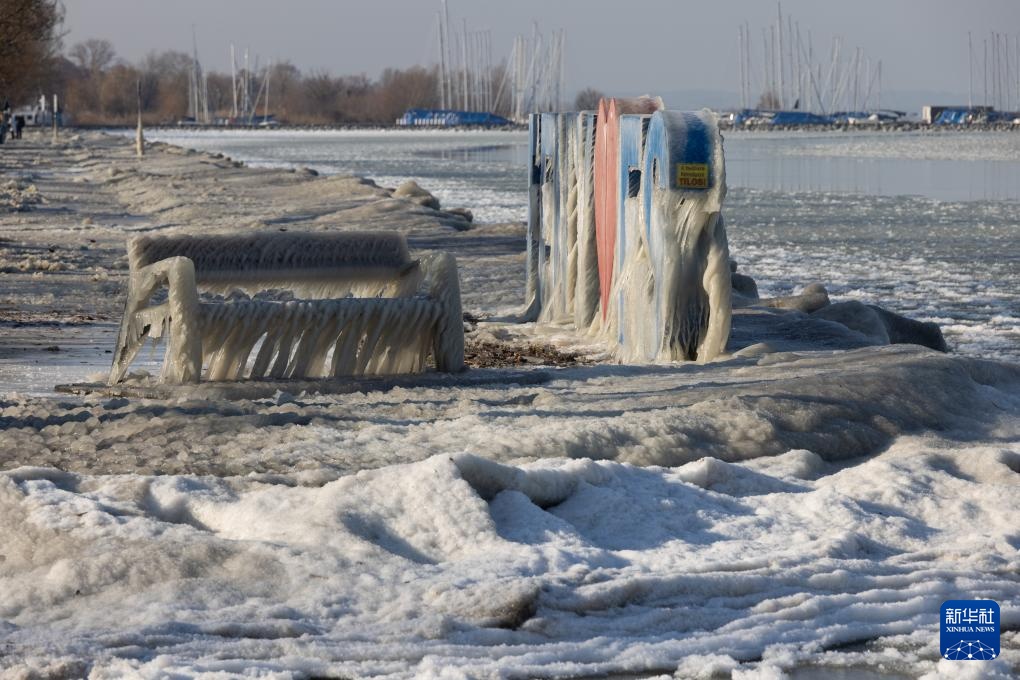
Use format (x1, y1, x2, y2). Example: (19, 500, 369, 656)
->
(62, 0, 1020, 109)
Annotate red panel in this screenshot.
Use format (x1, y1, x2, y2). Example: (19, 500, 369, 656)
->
(592, 97, 662, 320)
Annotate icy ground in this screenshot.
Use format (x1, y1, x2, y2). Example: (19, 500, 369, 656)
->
(0, 130, 1018, 678)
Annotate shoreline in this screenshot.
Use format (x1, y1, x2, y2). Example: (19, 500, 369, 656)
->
(44, 119, 1020, 134)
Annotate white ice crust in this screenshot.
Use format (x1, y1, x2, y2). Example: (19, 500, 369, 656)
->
(1, 426, 1018, 677)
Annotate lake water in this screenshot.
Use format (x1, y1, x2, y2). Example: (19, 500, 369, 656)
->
(135, 128, 1020, 363)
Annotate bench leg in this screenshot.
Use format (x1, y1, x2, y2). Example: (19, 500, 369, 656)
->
(421, 252, 464, 373)
(162, 257, 202, 383)
(108, 256, 202, 385)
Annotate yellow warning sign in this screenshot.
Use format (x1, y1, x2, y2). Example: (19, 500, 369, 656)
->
(676, 163, 709, 189)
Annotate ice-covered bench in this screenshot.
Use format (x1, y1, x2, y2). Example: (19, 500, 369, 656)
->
(108, 231, 464, 385)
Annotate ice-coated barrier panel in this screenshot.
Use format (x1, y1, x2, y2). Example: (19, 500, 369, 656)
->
(525, 113, 543, 316)
(538, 112, 579, 322)
(110, 232, 464, 385)
(573, 111, 599, 329)
(525, 113, 561, 320)
(611, 114, 653, 351)
(539, 112, 559, 309)
(641, 109, 731, 362)
(593, 97, 662, 321)
(528, 111, 599, 327)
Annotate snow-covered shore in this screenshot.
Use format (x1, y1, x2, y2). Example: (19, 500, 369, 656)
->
(1, 130, 1018, 678)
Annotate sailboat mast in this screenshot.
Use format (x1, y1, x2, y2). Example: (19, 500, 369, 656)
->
(231, 44, 238, 118)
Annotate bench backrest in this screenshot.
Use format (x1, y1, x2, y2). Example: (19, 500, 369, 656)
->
(128, 231, 415, 287)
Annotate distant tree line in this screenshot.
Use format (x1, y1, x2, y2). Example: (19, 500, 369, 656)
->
(0, 7, 444, 127)
(54, 39, 441, 126)
(1, 9, 555, 127)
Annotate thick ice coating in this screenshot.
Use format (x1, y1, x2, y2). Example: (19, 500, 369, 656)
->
(573, 112, 600, 329)
(640, 109, 731, 362)
(527, 106, 731, 364)
(109, 231, 464, 384)
(606, 113, 656, 357)
(529, 111, 598, 327)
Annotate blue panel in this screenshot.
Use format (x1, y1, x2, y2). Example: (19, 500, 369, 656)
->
(616, 115, 647, 265)
(641, 110, 720, 354)
(772, 111, 834, 125)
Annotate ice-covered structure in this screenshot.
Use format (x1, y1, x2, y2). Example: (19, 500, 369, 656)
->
(108, 231, 464, 384)
(639, 110, 731, 361)
(527, 100, 731, 362)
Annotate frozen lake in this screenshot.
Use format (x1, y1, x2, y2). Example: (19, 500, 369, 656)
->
(138, 128, 1020, 364)
(137, 127, 1020, 217)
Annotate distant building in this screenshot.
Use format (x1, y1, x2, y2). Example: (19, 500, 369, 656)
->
(921, 105, 992, 125)
(729, 109, 906, 127)
(396, 109, 514, 127)
(15, 95, 58, 126)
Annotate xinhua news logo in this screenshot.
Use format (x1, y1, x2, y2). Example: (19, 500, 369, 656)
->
(940, 600, 1000, 661)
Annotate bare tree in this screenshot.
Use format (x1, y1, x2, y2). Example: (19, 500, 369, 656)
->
(573, 87, 605, 111)
(141, 50, 191, 121)
(69, 38, 116, 75)
(269, 62, 302, 120)
(372, 66, 438, 123)
(98, 63, 140, 118)
(0, 0, 64, 103)
(300, 70, 341, 122)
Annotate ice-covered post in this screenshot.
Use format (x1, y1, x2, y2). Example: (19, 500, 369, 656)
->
(51, 94, 58, 143)
(162, 257, 202, 383)
(421, 251, 464, 372)
(135, 79, 145, 157)
(523, 113, 543, 321)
